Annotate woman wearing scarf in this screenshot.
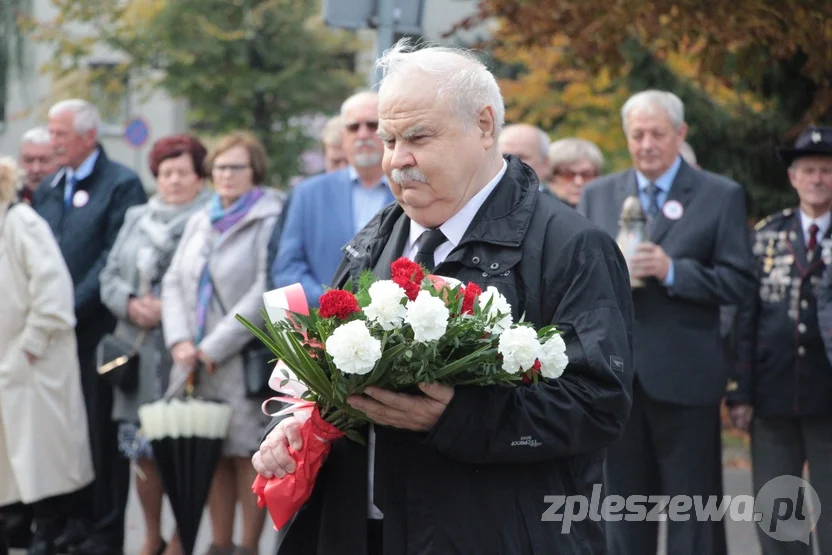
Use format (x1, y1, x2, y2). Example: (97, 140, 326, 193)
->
(162, 132, 285, 555)
(100, 134, 212, 555)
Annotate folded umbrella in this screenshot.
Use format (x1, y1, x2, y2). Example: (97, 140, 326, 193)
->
(138, 395, 231, 555)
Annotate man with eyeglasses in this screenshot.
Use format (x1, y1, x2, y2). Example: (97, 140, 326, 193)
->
(272, 91, 394, 306)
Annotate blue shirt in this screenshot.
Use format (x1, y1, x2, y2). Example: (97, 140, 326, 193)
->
(61, 148, 101, 206)
(349, 167, 391, 235)
(635, 155, 682, 287)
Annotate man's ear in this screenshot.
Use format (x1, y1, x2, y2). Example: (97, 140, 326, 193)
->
(477, 106, 496, 150)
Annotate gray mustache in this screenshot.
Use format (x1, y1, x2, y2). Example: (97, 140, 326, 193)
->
(391, 167, 428, 184)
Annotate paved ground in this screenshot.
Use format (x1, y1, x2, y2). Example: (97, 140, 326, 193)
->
(11, 436, 821, 555)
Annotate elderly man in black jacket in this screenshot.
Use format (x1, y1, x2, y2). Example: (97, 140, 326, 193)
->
(253, 39, 635, 555)
(34, 99, 147, 555)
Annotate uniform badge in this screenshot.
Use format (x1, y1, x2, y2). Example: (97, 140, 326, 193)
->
(72, 190, 90, 208)
(662, 200, 684, 221)
(811, 130, 823, 144)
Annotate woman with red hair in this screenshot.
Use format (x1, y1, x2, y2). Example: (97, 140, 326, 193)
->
(99, 134, 212, 555)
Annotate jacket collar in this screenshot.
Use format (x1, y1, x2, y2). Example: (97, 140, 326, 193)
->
(341, 155, 539, 277)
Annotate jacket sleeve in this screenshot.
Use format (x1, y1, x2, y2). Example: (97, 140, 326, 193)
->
(198, 216, 277, 366)
(668, 184, 756, 305)
(74, 176, 147, 323)
(10, 207, 77, 358)
(161, 215, 198, 349)
(426, 226, 635, 464)
(272, 188, 325, 307)
(727, 231, 761, 407)
(99, 208, 141, 321)
(816, 262, 832, 367)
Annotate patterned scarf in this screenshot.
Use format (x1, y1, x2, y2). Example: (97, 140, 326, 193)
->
(195, 187, 265, 344)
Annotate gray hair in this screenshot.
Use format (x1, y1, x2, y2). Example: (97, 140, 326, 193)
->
(679, 141, 697, 166)
(375, 38, 505, 136)
(48, 99, 101, 135)
(21, 126, 51, 146)
(321, 115, 343, 146)
(548, 138, 605, 174)
(621, 90, 685, 133)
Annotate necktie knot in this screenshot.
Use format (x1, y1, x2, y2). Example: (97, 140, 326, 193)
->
(414, 228, 447, 272)
(808, 223, 820, 250)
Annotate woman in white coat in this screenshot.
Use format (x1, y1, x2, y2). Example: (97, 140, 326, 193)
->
(0, 157, 94, 555)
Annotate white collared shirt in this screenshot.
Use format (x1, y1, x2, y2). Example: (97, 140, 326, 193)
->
(367, 158, 508, 520)
(404, 159, 508, 266)
(799, 209, 831, 247)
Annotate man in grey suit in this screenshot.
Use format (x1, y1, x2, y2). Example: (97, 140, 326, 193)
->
(578, 90, 756, 555)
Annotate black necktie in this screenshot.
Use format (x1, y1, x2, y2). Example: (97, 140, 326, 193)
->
(414, 229, 447, 272)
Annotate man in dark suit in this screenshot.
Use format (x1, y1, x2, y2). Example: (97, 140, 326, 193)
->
(731, 126, 832, 554)
(578, 90, 756, 555)
(34, 99, 147, 555)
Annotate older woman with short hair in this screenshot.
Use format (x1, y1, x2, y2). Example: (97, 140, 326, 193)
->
(99, 134, 212, 555)
(162, 131, 285, 555)
(546, 138, 605, 208)
(0, 157, 93, 555)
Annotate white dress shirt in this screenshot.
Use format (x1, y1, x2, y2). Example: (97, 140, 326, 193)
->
(799, 209, 830, 247)
(367, 158, 508, 519)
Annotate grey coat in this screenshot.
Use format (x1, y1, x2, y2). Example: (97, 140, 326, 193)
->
(100, 189, 212, 423)
(162, 188, 285, 457)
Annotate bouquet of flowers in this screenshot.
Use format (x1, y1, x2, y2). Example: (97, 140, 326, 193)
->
(236, 257, 569, 530)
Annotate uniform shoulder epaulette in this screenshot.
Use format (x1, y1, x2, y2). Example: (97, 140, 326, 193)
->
(754, 208, 794, 231)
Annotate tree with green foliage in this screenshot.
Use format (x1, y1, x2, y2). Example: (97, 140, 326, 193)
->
(31, 0, 364, 185)
(1, 0, 30, 122)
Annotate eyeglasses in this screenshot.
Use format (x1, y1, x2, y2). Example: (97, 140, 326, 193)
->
(555, 169, 596, 182)
(212, 164, 251, 174)
(345, 121, 379, 133)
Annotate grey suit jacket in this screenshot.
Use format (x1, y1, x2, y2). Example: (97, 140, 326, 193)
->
(578, 159, 756, 406)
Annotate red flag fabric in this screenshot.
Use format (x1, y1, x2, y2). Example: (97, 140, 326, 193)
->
(251, 407, 345, 530)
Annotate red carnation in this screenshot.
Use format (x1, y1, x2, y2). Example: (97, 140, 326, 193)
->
(460, 282, 482, 315)
(391, 257, 424, 301)
(391, 257, 424, 284)
(522, 360, 542, 384)
(318, 290, 360, 320)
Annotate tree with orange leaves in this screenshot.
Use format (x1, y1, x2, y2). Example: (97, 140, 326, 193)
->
(455, 1, 832, 217)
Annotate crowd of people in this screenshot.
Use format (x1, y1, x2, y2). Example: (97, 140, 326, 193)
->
(0, 38, 830, 555)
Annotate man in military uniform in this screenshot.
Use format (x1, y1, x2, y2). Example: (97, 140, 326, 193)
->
(728, 126, 832, 554)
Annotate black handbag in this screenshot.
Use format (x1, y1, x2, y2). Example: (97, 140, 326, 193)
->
(97, 331, 145, 393)
(208, 273, 274, 400)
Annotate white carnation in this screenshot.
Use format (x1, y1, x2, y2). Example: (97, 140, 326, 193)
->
(539, 333, 569, 379)
(479, 286, 514, 334)
(405, 290, 450, 343)
(363, 280, 408, 330)
(325, 320, 382, 375)
(497, 326, 541, 374)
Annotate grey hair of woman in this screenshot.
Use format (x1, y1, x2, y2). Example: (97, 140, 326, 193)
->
(548, 138, 605, 175)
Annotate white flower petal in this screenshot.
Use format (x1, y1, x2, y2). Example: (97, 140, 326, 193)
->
(405, 290, 450, 343)
(539, 334, 569, 379)
(364, 280, 408, 330)
(479, 286, 514, 334)
(497, 326, 541, 374)
(325, 320, 382, 375)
